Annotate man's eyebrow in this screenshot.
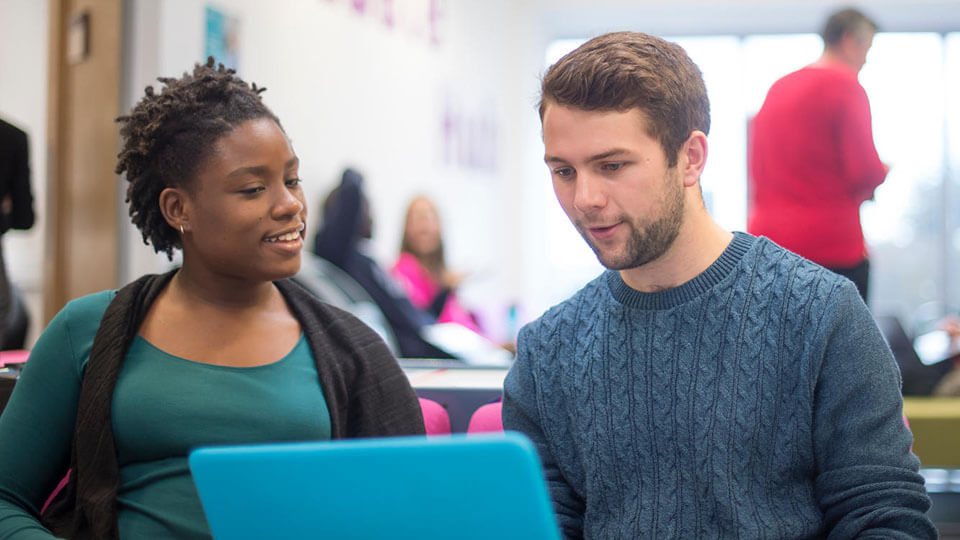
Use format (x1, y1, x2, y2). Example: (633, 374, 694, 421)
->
(544, 149, 630, 164)
(586, 149, 629, 162)
(544, 155, 568, 164)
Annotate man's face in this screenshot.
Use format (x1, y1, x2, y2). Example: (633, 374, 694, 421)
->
(542, 103, 685, 271)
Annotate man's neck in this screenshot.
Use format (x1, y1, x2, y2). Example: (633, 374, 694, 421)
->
(814, 49, 859, 74)
(619, 212, 733, 293)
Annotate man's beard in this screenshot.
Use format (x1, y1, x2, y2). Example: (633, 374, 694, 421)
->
(578, 170, 684, 271)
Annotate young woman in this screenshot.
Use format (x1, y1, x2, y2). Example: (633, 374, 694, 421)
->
(0, 59, 424, 539)
(391, 196, 481, 334)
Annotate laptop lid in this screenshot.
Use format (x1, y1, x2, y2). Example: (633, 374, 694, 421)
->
(188, 432, 561, 540)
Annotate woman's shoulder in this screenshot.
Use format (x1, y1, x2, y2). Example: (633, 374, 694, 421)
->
(50, 290, 115, 333)
(32, 290, 115, 370)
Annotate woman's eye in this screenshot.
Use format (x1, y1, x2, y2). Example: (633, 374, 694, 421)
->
(285, 178, 302, 188)
(240, 186, 265, 195)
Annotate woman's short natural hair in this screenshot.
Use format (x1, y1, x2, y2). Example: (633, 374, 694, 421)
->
(538, 31, 710, 168)
(115, 57, 280, 259)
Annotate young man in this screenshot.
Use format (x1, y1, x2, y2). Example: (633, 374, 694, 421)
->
(748, 8, 887, 301)
(502, 32, 935, 539)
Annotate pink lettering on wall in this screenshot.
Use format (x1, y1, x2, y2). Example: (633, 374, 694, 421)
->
(322, 0, 445, 46)
(442, 95, 500, 174)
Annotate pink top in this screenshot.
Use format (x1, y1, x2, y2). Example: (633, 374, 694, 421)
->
(390, 252, 482, 334)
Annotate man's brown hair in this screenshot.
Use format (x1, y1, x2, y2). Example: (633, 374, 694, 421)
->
(821, 8, 878, 47)
(539, 31, 710, 168)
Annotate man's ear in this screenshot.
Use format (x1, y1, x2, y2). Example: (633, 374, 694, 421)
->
(158, 187, 190, 233)
(679, 130, 708, 187)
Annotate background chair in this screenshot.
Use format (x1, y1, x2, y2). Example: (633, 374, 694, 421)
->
(466, 400, 503, 434)
(418, 397, 451, 436)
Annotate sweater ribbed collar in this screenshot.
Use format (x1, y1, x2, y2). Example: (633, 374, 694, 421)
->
(605, 231, 755, 310)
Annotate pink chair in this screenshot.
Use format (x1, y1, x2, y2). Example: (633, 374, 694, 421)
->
(467, 401, 503, 433)
(0, 349, 29, 367)
(418, 398, 451, 436)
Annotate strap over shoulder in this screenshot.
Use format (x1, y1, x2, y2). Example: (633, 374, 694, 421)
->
(43, 271, 175, 540)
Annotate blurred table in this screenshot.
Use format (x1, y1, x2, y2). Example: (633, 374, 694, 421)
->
(903, 397, 960, 468)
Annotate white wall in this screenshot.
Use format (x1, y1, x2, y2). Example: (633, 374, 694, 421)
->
(0, 0, 48, 346)
(6, 0, 960, 347)
(122, 0, 531, 341)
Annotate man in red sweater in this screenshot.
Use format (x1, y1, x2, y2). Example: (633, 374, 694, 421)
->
(748, 8, 888, 302)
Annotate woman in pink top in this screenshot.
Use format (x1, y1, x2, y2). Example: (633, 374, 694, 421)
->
(391, 196, 482, 334)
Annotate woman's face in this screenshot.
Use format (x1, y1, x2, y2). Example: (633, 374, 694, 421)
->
(181, 117, 307, 283)
(405, 197, 441, 256)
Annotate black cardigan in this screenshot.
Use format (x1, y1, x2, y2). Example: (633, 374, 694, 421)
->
(42, 271, 425, 539)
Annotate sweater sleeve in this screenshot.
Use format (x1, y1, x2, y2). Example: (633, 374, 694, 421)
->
(811, 281, 936, 539)
(0, 295, 107, 539)
(836, 82, 887, 203)
(503, 326, 583, 539)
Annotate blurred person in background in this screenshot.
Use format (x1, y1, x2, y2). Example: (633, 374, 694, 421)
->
(748, 7, 887, 302)
(391, 196, 482, 335)
(0, 116, 35, 350)
(313, 169, 453, 359)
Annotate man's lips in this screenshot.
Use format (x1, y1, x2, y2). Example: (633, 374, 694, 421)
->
(586, 222, 621, 240)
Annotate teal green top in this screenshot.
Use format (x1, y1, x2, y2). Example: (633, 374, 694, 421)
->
(0, 291, 331, 539)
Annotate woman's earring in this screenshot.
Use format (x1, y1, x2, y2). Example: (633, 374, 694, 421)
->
(180, 224, 185, 235)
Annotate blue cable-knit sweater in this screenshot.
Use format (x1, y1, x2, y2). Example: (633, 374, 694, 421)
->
(503, 232, 935, 539)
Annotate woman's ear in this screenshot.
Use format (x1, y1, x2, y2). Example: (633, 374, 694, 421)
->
(158, 187, 190, 233)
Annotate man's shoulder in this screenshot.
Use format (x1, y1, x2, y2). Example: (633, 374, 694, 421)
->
(746, 236, 854, 299)
(522, 273, 610, 338)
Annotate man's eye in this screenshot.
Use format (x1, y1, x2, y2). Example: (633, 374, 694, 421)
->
(554, 168, 574, 178)
(602, 163, 623, 171)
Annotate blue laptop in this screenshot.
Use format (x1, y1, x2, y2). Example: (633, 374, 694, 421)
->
(188, 432, 561, 539)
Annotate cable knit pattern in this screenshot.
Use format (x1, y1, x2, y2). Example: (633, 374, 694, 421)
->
(502, 232, 935, 539)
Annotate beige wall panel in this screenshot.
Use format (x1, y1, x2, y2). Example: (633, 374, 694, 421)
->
(45, 0, 122, 319)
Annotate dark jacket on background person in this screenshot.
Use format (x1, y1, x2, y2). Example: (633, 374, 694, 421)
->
(0, 117, 35, 350)
(0, 118, 33, 234)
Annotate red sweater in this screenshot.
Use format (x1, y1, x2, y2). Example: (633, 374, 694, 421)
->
(747, 62, 887, 267)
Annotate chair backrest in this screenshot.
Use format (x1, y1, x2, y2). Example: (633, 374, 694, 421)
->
(467, 400, 504, 433)
(418, 397, 451, 435)
(292, 253, 399, 353)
